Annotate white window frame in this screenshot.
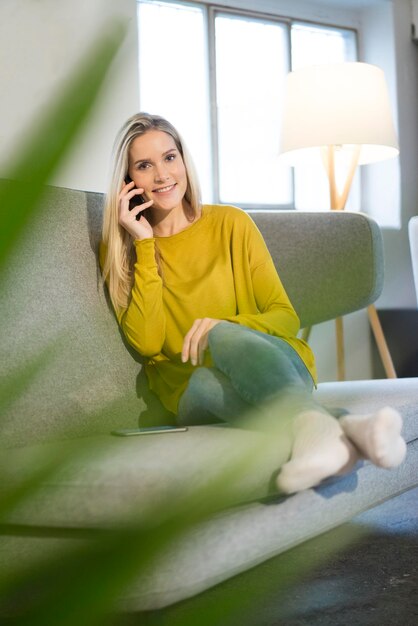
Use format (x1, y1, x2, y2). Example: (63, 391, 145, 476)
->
(137, 0, 358, 210)
(208, 6, 295, 210)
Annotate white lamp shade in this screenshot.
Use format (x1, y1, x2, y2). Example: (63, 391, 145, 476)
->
(280, 62, 399, 165)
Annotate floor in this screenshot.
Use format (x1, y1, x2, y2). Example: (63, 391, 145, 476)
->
(267, 487, 418, 625)
(119, 486, 418, 626)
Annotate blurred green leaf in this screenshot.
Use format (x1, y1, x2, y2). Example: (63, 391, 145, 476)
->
(0, 407, 362, 626)
(134, 523, 367, 626)
(0, 18, 126, 268)
(0, 14, 130, 583)
(0, 13, 363, 626)
(0, 374, 362, 625)
(0, 418, 277, 624)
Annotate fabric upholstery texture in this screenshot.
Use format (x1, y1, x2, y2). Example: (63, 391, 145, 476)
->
(251, 210, 383, 327)
(0, 185, 384, 445)
(1, 438, 417, 611)
(1, 183, 417, 611)
(0, 187, 166, 447)
(1, 377, 417, 532)
(120, 438, 418, 610)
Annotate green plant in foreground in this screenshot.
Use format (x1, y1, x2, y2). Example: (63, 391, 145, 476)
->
(0, 18, 365, 626)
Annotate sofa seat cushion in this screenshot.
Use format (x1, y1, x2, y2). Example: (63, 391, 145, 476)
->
(1, 439, 417, 611)
(2, 378, 417, 531)
(118, 439, 418, 611)
(1, 425, 291, 529)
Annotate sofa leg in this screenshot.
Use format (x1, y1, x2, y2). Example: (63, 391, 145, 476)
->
(368, 304, 397, 379)
(336, 316, 345, 381)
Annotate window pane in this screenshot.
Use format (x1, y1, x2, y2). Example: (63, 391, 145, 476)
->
(215, 14, 291, 206)
(137, 1, 212, 201)
(291, 22, 357, 69)
(290, 23, 359, 212)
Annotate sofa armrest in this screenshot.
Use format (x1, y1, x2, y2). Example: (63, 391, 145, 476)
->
(250, 210, 383, 328)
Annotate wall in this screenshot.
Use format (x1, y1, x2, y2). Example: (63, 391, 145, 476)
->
(359, 1, 401, 229)
(0, 0, 416, 382)
(379, 0, 418, 309)
(0, 0, 139, 193)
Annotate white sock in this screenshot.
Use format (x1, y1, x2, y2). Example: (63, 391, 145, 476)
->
(339, 406, 407, 469)
(276, 410, 360, 494)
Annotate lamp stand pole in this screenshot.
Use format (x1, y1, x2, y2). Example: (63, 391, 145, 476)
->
(321, 146, 397, 381)
(367, 304, 397, 378)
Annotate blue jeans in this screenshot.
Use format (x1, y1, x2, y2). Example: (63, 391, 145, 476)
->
(177, 322, 321, 428)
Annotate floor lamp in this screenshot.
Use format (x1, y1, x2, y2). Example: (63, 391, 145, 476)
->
(279, 62, 399, 381)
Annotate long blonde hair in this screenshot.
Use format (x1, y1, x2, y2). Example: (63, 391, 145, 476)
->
(101, 112, 202, 313)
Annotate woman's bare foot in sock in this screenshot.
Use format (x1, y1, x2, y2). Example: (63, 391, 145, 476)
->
(339, 407, 407, 469)
(276, 410, 360, 494)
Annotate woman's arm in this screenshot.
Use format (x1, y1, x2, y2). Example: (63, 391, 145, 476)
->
(101, 179, 166, 357)
(226, 257, 300, 337)
(224, 214, 300, 338)
(180, 212, 300, 364)
(120, 238, 166, 356)
(100, 239, 166, 357)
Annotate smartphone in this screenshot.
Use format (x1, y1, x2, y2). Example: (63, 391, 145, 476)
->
(111, 426, 188, 437)
(125, 174, 146, 217)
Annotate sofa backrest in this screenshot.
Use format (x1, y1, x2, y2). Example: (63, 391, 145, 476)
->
(0, 185, 383, 445)
(250, 209, 383, 328)
(1, 186, 147, 446)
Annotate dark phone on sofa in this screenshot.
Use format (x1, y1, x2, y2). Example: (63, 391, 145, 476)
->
(125, 174, 146, 217)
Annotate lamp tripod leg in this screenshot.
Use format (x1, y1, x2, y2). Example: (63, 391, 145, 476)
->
(367, 304, 397, 378)
(301, 326, 312, 342)
(335, 316, 345, 381)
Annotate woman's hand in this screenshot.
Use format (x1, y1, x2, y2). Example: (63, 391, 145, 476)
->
(181, 318, 222, 366)
(118, 180, 154, 240)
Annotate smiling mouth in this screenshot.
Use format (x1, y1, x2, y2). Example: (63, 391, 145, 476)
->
(153, 183, 176, 193)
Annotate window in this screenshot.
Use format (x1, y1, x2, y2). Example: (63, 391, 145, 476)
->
(137, 1, 212, 200)
(137, 1, 357, 209)
(215, 15, 291, 207)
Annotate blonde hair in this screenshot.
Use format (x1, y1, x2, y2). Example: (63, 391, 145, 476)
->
(101, 112, 202, 313)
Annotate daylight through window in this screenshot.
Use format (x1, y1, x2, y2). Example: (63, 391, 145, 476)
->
(137, 1, 358, 210)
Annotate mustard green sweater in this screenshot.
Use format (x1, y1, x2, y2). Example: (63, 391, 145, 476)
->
(102, 205, 317, 414)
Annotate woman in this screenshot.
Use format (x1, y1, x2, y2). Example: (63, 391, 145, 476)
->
(101, 112, 406, 493)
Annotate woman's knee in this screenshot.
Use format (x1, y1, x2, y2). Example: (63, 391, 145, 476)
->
(209, 323, 285, 375)
(208, 321, 240, 348)
(178, 366, 231, 426)
(186, 366, 215, 400)
(208, 322, 266, 362)
(208, 323, 312, 400)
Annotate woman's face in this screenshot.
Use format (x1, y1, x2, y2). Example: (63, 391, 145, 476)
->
(128, 129, 188, 213)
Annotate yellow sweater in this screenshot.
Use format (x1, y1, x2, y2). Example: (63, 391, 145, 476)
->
(101, 205, 317, 414)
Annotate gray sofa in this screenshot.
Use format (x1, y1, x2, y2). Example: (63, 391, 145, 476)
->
(0, 185, 417, 611)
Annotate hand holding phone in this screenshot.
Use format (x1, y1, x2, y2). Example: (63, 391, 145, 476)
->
(125, 175, 146, 218)
(119, 175, 154, 240)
